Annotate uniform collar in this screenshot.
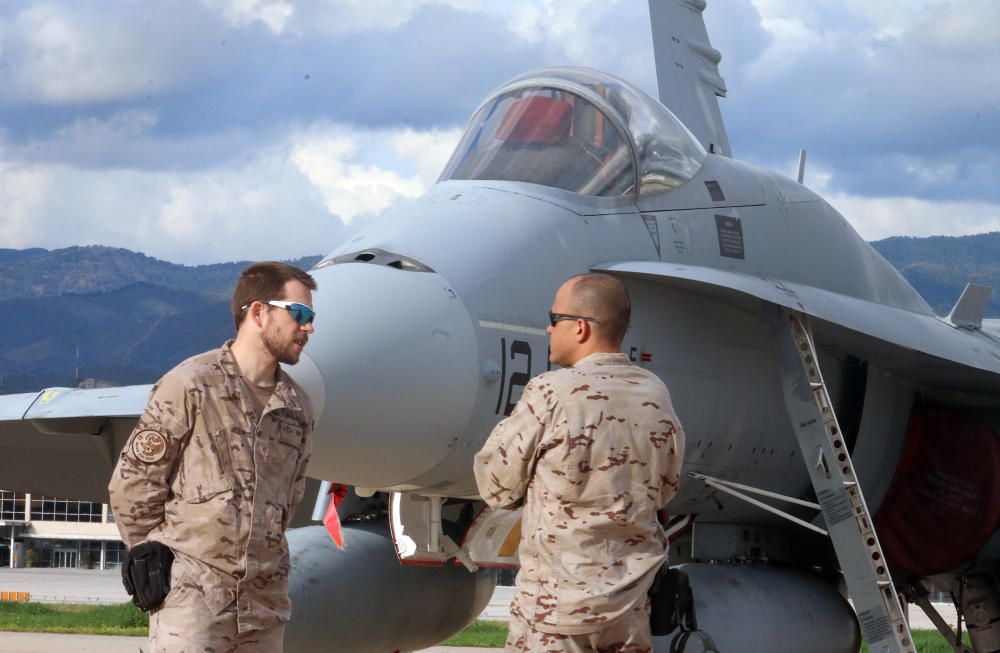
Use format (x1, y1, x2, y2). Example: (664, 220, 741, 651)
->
(217, 340, 302, 415)
(572, 351, 631, 368)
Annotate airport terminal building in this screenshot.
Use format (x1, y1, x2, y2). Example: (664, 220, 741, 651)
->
(0, 489, 126, 570)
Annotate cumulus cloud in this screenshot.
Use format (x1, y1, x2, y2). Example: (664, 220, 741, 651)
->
(0, 2, 225, 106)
(289, 124, 460, 225)
(1, 0, 999, 265)
(715, 0, 1000, 206)
(505, 0, 657, 93)
(201, 0, 295, 33)
(0, 123, 462, 263)
(800, 159, 1000, 241)
(831, 194, 1000, 242)
(202, 0, 482, 36)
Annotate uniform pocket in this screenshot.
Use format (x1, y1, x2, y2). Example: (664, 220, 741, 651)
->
(269, 418, 305, 507)
(174, 429, 235, 503)
(182, 485, 234, 504)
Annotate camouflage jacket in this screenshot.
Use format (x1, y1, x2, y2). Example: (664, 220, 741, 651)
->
(474, 352, 685, 634)
(108, 341, 314, 632)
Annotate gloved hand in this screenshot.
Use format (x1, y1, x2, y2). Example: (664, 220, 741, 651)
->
(122, 541, 175, 612)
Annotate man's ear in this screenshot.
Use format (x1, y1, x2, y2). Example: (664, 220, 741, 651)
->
(575, 320, 590, 344)
(250, 301, 266, 329)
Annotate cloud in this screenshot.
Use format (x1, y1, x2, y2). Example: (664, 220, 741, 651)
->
(0, 123, 461, 263)
(201, 0, 295, 33)
(831, 194, 1000, 242)
(799, 159, 1000, 241)
(0, 2, 226, 106)
(202, 0, 483, 36)
(2, 0, 999, 265)
(288, 124, 460, 225)
(506, 0, 657, 94)
(715, 0, 1000, 206)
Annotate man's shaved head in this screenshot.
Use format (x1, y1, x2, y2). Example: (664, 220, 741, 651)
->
(565, 273, 631, 344)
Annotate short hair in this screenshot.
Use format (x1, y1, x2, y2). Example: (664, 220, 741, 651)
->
(566, 273, 631, 344)
(231, 261, 318, 331)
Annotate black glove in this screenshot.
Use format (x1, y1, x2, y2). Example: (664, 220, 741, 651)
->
(122, 541, 175, 612)
(648, 565, 695, 637)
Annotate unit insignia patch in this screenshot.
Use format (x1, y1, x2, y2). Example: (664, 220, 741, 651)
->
(132, 430, 168, 463)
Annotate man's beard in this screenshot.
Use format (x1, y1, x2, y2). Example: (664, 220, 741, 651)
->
(263, 327, 307, 365)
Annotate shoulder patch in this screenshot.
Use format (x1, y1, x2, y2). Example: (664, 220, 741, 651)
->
(132, 430, 168, 463)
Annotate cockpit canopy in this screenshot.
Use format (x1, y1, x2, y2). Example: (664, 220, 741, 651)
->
(439, 66, 707, 198)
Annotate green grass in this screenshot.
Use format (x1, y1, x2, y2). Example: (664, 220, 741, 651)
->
(0, 601, 148, 636)
(862, 630, 971, 653)
(0, 605, 974, 650)
(442, 623, 974, 650)
(442, 620, 509, 646)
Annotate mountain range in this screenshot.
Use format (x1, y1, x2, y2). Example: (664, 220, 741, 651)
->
(0, 235, 997, 394)
(0, 247, 320, 393)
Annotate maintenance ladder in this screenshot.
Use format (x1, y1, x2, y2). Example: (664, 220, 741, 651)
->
(774, 310, 914, 653)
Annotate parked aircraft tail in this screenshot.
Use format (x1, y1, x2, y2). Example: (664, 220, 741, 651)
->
(648, 0, 731, 156)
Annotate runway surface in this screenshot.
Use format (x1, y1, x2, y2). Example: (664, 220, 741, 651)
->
(0, 568, 515, 614)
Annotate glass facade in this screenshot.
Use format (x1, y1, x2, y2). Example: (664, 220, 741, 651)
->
(1, 489, 26, 520)
(30, 496, 103, 522)
(0, 488, 122, 569)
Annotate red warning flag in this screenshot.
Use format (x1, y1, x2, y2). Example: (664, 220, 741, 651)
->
(323, 483, 349, 549)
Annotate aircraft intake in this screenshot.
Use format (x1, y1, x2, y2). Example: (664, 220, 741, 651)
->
(285, 522, 496, 653)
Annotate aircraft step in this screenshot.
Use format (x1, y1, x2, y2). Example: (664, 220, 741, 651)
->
(773, 310, 915, 653)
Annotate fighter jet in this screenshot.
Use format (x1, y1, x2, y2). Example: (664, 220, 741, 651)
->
(3, 2, 1000, 652)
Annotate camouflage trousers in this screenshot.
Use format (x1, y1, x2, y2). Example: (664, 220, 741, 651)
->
(505, 600, 653, 653)
(149, 590, 284, 653)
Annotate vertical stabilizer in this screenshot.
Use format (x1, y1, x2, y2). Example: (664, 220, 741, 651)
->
(648, 0, 731, 156)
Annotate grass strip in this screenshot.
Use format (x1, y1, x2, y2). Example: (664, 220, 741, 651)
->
(0, 604, 976, 650)
(0, 601, 148, 636)
(862, 630, 971, 653)
(442, 620, 509, 646)
(445, 623, 976, 650)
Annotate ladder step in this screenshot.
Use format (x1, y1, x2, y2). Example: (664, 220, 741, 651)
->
(780, 311, 914, 653)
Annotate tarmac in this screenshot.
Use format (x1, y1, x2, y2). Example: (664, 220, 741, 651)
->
(0, 567, 960, 651)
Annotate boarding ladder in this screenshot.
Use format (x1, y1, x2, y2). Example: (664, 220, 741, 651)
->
(774, 310, 914, 653)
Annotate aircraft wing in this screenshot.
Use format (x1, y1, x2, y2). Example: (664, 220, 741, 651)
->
(596, 260, 1000, 393)
(0, 384, 150, 502)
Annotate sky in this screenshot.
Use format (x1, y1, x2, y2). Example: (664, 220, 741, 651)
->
(1, 0, 999, 265)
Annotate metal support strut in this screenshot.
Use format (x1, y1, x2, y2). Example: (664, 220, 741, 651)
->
(773, 310, 915, 653)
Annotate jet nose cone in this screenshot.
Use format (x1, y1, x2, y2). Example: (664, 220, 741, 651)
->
(284, 262, 479, 489)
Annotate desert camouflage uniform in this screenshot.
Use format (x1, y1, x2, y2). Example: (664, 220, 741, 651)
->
(108, 341, 314, 652)
(474, 352, 685, 652)
(506, 598, 653, 653)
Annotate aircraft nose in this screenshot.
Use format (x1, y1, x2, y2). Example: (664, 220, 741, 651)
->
(284, 262, 480, 489)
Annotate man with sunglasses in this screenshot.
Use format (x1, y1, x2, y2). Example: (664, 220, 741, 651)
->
(474, 273, 686, 653)
(109, 261, 317, 653)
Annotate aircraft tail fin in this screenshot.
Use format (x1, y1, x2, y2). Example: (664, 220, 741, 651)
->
(648, 0, 731, 157)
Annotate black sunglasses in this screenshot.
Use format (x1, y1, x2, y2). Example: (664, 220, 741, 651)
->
(549, 311, 600, 327)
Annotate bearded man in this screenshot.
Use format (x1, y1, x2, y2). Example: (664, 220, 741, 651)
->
(109, 261, 317, 653)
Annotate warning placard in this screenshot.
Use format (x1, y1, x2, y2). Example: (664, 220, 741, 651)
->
(715, 214, 744, 259)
